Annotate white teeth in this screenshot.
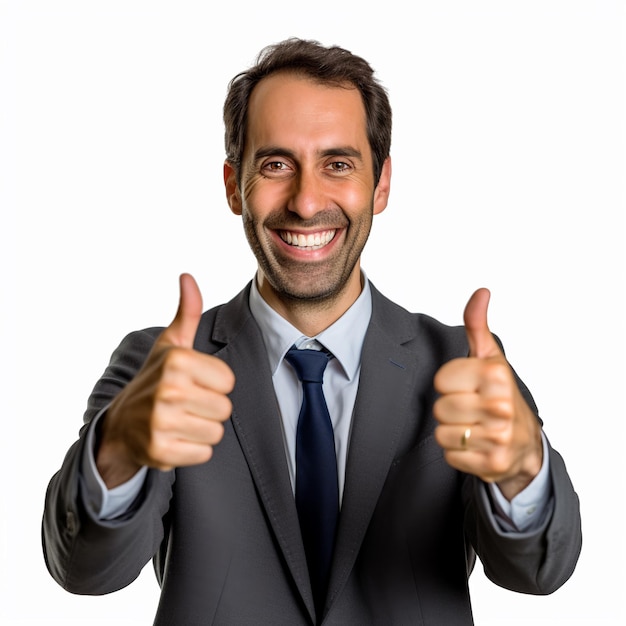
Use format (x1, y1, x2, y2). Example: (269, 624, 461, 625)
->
(281, 230, 336, 250)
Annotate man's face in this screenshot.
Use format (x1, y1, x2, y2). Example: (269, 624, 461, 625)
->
(225, 73, 390, 310)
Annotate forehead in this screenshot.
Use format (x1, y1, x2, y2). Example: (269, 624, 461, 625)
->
(245, 73, 369, 153)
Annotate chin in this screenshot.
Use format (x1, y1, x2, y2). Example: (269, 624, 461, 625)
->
(274, 277, 349, 305)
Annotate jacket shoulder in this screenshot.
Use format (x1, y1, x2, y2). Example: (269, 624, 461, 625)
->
(368, 282, 469, 358)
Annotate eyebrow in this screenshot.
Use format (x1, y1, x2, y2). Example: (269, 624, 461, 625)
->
(253, 146, 364, 162)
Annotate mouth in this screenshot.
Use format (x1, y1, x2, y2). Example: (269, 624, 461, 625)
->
(278, 229, 337, 251)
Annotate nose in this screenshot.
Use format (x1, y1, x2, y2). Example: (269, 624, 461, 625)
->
(286, 169, 327, 219)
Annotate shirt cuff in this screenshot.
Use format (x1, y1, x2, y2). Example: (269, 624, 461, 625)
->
(79, 407, 148, 521)
(488, 431, 554, 533)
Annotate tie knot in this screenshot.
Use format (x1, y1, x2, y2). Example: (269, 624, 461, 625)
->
(285, 347, 331, 384)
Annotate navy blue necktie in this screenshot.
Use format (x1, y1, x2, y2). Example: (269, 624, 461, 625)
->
(285, 346, 339, 614)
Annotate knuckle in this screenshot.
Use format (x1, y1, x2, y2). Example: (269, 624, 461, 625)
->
(433, 424, 445, 447)
(204, 354, 234, 379)
(481, 360, 509, 383)
(187, 444, 214, 467)
(485, 397, 514, 419)
(433, 369, 445, 393)
(218, 362, 236, 391)
(146, 439, 166, 465)
(155, 380, 186, 405)
(432, 396, 451, 422)
(490, 428, 512, 447)
(164, 346, 192, 371)
(433, 359, 459, 391)
(213, 393, 233, 420)
(199, 446, 214, 464)
(208, 421, 225, 444)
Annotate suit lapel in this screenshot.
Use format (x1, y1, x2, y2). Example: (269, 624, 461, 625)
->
(209, 286, 316, 621)
(204, 283, 426, 622)
(326, 286, 423, 611)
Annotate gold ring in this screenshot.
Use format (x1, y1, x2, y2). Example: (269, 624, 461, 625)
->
(461, 428, 471, 449)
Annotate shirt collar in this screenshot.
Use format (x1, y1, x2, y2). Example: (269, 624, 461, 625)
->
(248, 273, 372, 381)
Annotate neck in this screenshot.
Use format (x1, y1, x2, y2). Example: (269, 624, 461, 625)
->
(256, 269, 363, 337)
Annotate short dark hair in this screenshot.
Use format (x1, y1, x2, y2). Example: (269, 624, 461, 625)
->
(223, 38, 392, 185)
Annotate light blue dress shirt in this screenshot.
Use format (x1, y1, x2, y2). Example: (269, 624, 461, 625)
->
(248, 275, 371, 504)
(83, 274, 552, 532)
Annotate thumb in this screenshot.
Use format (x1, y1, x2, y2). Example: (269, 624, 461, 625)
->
(463, 287, 501, 358)
(160, 273, 203, 348)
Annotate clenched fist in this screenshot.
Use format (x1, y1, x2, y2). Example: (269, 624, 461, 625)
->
(97, 273, 235, 488)
(433, 288, 543, 500)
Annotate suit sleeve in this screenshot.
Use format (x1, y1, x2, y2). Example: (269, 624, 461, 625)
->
(464, 439, 582, 594)
(41, 328, 175, 595)
(462, 363, 581, 595)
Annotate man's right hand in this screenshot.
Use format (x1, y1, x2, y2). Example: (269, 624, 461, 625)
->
(97, 273, 235, 488)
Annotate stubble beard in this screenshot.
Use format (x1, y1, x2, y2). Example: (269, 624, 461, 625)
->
(242, 208, 373, 309)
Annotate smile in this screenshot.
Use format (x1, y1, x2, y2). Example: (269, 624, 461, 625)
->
(279, 229, 336, 250)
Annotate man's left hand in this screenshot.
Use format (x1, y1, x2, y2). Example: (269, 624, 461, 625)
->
(433, 288, 543, 500)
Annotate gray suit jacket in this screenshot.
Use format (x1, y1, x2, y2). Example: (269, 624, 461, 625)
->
(42, 282, 582, 625)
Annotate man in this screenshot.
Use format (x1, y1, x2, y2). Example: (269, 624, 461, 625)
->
(42, 38, 582, 625)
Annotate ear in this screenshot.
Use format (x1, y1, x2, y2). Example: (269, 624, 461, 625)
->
(373, 156, 391, 215)
(224, 161, 242, 215)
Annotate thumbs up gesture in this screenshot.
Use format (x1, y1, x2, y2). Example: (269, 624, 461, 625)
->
(433, 288, 543, 500)
(97, 274, 235, 488)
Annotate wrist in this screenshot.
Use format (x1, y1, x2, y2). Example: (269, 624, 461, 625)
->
(96, 415, 143, 488)
(497, 434, 543, 501)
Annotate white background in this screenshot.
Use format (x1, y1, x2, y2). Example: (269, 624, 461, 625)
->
(1, 1, 624, 624)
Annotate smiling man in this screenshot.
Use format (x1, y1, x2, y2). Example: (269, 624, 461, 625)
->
(42, 38, 581, 626)
(225, 71, 390, 335)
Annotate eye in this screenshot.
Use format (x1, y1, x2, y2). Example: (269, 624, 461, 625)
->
(326, 161, 352, 173)
(263, 161, 288, 172)
(260, 160, 294, 178)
